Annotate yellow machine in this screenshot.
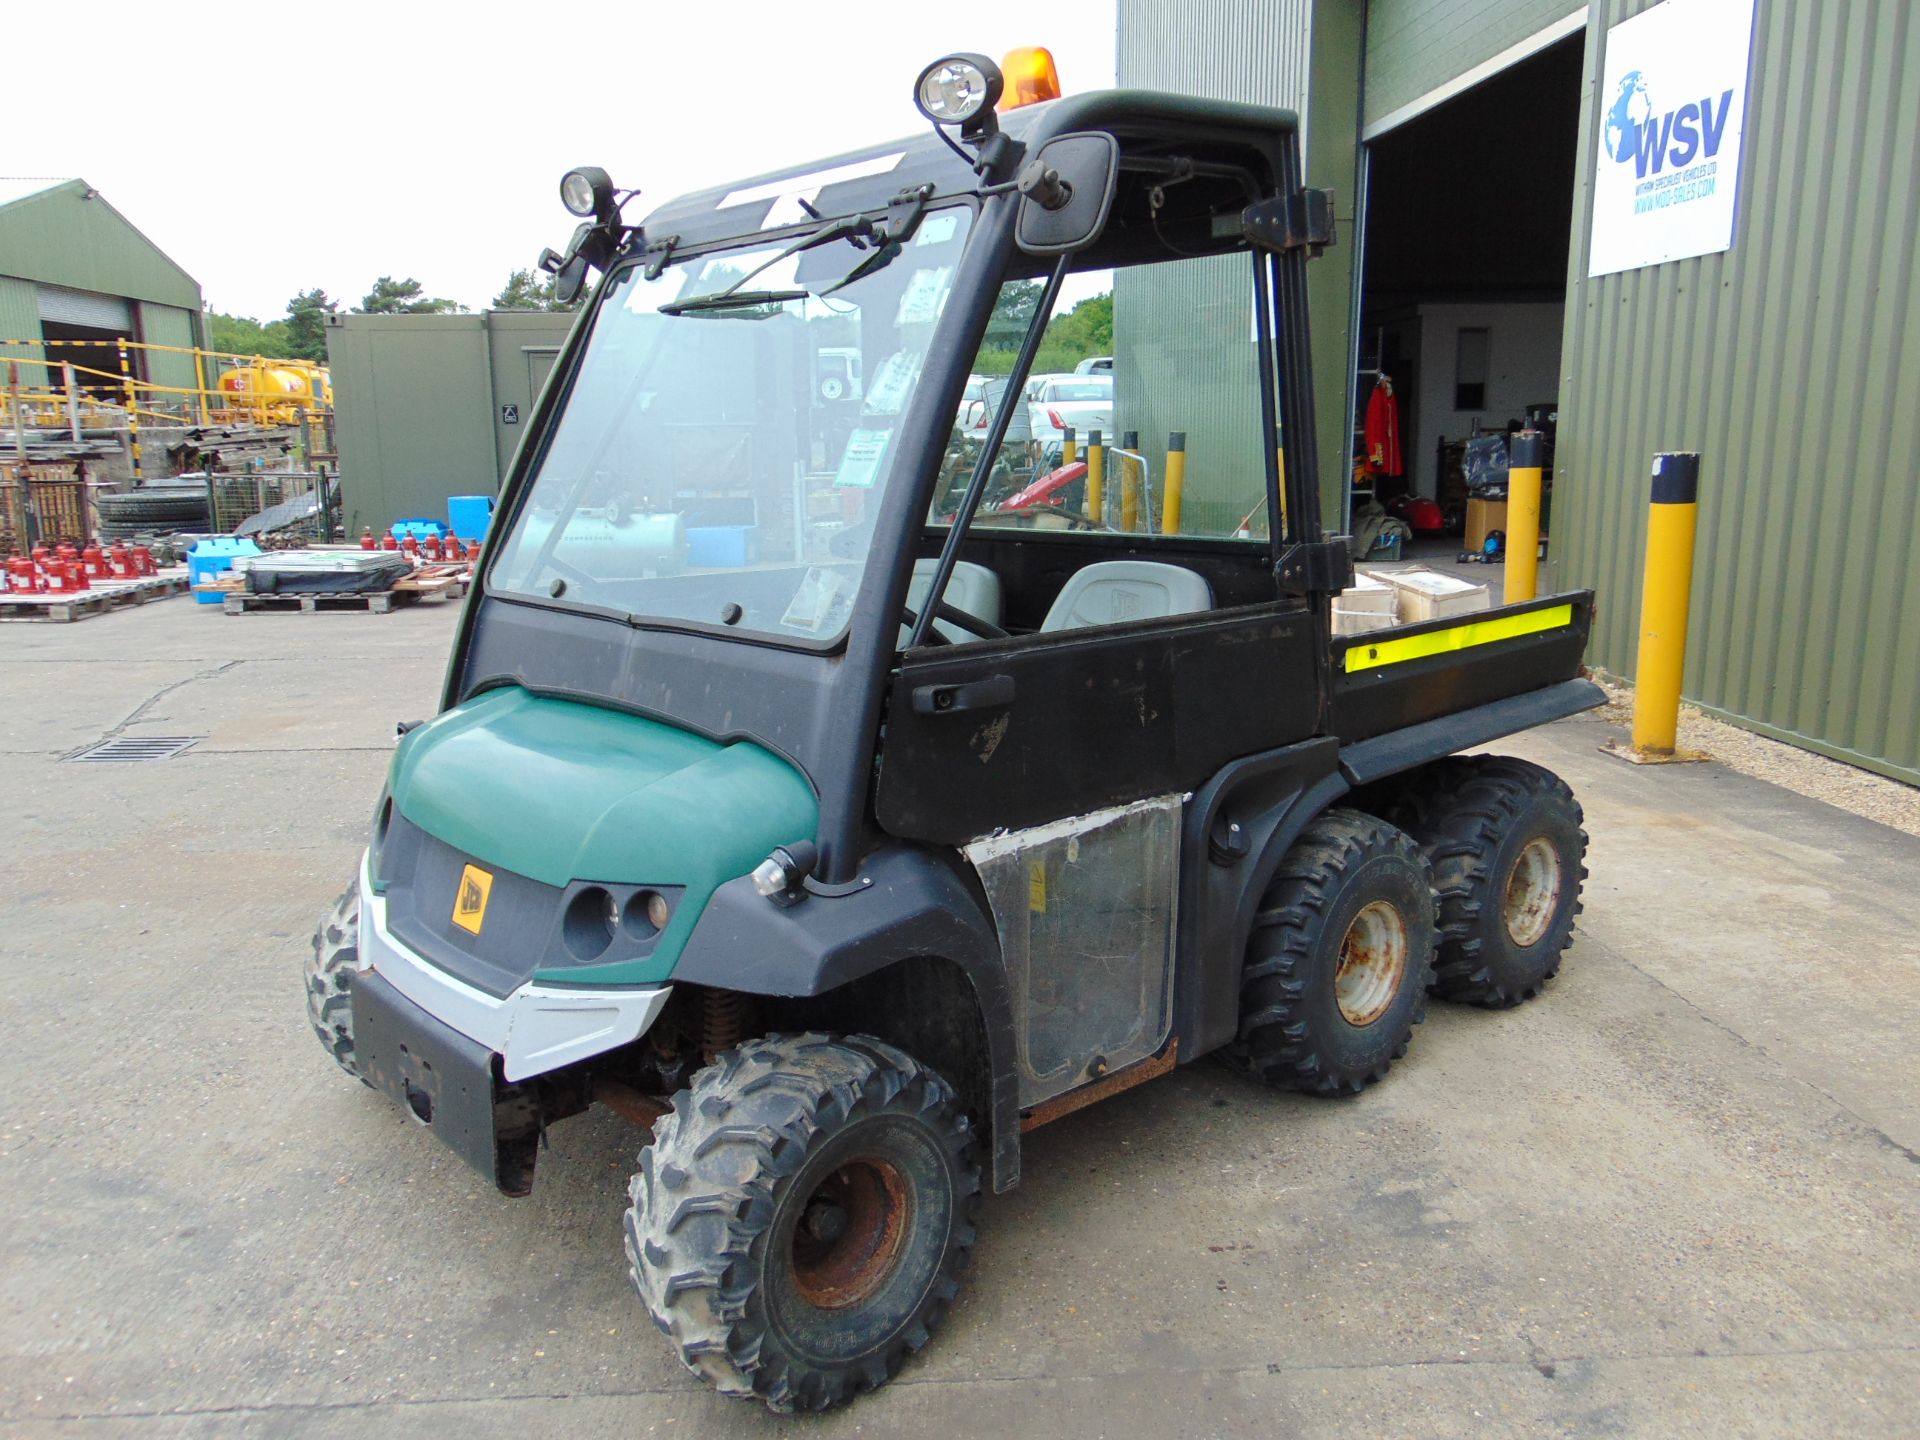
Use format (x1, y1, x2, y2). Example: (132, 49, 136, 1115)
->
(217, 362, 333, 421)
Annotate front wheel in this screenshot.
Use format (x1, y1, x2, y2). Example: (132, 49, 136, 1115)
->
(305, 885, 365, 1082)
(626, 1032, 980, 1413)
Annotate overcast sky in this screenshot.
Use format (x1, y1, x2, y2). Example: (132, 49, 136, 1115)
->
(18, 1, 1115, 319)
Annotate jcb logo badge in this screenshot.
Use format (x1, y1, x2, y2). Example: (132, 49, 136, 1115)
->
(452, 864, 493, 935)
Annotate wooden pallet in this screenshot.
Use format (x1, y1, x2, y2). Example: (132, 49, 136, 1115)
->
(0, 569, 192, 623)
(211, 570, 469, 615)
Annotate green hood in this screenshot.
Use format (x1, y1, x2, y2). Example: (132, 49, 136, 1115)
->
(387, 685, 817, 985)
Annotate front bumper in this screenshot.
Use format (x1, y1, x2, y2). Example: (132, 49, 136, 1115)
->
(356, 851, 672, 1082)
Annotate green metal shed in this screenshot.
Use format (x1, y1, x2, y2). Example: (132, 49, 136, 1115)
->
(326, 309, 577, 537)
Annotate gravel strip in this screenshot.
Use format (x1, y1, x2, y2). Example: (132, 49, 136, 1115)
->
(1590, 673, 1920, 838)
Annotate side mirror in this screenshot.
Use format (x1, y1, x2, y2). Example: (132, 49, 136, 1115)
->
(1015, 132, 1118, 256)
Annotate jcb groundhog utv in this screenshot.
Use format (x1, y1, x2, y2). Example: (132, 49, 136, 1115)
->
(307, 48, 1601, 1412)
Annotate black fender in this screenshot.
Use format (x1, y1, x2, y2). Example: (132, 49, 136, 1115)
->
(673, 844, 1021, 1191)
(1337, 678, 1605, 786)
(1174, 736, 1349, 1058)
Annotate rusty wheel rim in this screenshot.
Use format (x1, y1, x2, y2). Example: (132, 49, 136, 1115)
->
(1504, 836, 1562, 947)
(788, 1156, 912, 1310)
(1335, 899, 1409, 1026)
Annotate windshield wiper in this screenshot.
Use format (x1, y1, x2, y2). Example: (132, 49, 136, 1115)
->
(658, 288, 807, 317)
(658, 187, 934, 316)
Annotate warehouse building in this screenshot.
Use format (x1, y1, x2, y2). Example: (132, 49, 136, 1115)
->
(1119, 0, 1918, 785)
(0, 178, 207, 402)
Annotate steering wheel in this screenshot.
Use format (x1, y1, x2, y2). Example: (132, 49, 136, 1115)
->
(900, 599, 1009, 646)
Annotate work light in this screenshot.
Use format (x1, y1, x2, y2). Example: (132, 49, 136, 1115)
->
(560, 166, 613, 219)
(914, 54, 1003, 128)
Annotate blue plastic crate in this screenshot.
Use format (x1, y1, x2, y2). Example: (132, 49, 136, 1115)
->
(686, 525, 755, 568)
(447, 495, 495, 541)
(188, 537, 263, 603)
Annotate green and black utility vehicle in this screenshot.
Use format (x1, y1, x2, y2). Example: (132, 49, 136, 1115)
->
(307, 49, 1601, 1413)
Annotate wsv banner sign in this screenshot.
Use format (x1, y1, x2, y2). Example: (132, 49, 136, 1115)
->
(1588, 0, 1757, 278)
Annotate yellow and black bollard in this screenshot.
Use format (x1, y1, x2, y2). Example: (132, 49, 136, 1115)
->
(117, 340, 144, 482)
(1062, 427, 1077, 468)
(1605, 451, 1708, 764)
(1505, 429, 1544, 602)
(1119, 430, 1140, 532)
(1086, 429, 1105, 523)
(1162, 431, 1186, 536)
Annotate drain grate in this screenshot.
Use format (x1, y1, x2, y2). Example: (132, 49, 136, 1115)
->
(67, 736, 203, 763)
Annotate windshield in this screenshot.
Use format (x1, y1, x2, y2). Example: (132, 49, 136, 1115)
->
(489, 205, 973, 643)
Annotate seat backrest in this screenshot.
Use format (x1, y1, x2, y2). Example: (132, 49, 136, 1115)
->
(903, 559, 1003, 644)
(1039, 560, 1213, 632)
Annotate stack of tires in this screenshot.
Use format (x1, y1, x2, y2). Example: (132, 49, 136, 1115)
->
(96, 485, 212, 541)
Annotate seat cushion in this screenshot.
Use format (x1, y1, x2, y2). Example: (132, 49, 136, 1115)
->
(1039, 560, 1213, 632)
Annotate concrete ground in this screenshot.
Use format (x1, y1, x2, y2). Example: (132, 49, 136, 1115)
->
(2, 595, 1916, 1439)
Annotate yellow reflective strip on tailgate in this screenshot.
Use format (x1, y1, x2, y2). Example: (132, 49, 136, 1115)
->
(1343, 603, 1574, 673)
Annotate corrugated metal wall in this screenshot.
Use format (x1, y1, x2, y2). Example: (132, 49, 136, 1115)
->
(1557, 0, 1920, 783)
(1115, 0, 1361, 524)
(1364, 0, 1585, 129)
(136, 301, 197, 394)
(0, 276, 45, 372)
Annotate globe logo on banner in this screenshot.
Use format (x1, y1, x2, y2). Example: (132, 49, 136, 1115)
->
(1604, 71, 1653, 164)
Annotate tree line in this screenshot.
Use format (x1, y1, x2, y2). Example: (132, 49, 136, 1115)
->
(209, 270, 576, 362)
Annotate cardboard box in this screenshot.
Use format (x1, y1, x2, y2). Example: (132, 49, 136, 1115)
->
(1331, 603, 1397, 636)
(1465, 497, 1508, 551)
(1380, 566, 1490, 623)
(1339, 571, 1398, 614)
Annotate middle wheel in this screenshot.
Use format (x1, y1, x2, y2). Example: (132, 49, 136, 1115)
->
(1231, 807, 1437, 1096)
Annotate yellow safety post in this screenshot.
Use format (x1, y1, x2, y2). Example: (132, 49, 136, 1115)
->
(116, 340, 143, 481)
(1505, 428, 1544, 602)
(1062, 428, 1077, 467)
(1162, 430, 1186, 535)
(1604, 451, 1708, 765)
(1086, 429, 1105, 522)
(1119, 430, 1140, 532)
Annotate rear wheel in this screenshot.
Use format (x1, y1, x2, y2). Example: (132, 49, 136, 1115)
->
(626, 1032, 979, 1413)
(1230, 808, 1437, 1096)
(305, 885, 365, 1081)
(1388, 756, 1587, 1007)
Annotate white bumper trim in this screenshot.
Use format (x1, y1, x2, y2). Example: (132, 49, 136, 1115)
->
(356, 852, 672, 1082)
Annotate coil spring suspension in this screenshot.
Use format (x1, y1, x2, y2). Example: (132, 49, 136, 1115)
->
(701, 990, 748, 1064)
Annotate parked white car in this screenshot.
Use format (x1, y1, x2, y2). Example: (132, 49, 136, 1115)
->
(1073, 356, 1113, 375)
(1030, 375, 1114, 446)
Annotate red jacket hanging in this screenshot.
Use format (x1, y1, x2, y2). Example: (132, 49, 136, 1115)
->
(1364, 375, 1403, 477)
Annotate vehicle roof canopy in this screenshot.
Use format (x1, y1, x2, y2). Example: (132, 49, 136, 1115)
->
(639, 89, 1303, 265)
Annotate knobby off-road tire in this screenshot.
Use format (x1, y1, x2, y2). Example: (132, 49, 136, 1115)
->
(1231, 808, 1437, 1096)
(626, 1032, 980, 1413)
(1387, 756, 1587, 1007)
(305, 885, 366, 1081)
